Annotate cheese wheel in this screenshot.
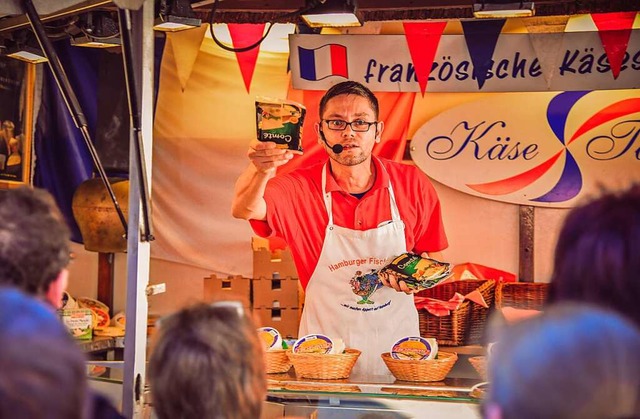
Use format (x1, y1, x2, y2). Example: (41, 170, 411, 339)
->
(258, 327, 282, 351)
(89, 308, 110, 330)
(390, 336, 438, 360)
(293, 334, 333, 354)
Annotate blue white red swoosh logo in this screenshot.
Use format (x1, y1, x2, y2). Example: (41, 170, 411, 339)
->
(468, 92, 640, 203)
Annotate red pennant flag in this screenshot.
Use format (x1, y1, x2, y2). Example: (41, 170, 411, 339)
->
(591, 12, 637, 79)
(403, 22, 447, 96)
(228, 23, 266, 93)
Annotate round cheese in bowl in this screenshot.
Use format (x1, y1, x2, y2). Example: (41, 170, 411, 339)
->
(390, 336, 438, 360)
(292, 334, 333, 354)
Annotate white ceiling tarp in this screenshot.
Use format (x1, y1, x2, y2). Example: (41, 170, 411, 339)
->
(0, 0, 95, 15)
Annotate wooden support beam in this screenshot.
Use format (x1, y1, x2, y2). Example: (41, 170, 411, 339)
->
(97, 252, 115, 314)
(518, 205, 535, 283)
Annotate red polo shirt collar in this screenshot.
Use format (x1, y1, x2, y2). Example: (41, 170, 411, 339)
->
(324, 156, 391, 194)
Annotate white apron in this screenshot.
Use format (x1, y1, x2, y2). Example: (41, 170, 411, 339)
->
(299, 162, 420, 377)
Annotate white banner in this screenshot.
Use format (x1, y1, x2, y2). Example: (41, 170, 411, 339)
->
(410, 90, 640, 208)
(289, 32, 640, 92)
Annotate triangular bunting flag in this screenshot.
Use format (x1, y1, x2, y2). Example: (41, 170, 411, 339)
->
(461, 19, 506, 89)
(228, 23, 266, 93)
(166, 24, 208, 91)
(524, 17, 569, 87)
(402, 21, 447, 96)
(591, 12, 637, 79)
(528, 33, 565, 87)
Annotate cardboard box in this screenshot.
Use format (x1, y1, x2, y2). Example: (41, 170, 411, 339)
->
(252, 237, 298, 279)
(203, 274, 251, 310)
(252, 307, 300, 339)
(253, 276, 301, 309)
(59, 308, 93, 340)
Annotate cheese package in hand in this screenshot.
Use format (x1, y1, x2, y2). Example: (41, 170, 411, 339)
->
(378, 252, 452, 290)
(256, 97, 305, 152)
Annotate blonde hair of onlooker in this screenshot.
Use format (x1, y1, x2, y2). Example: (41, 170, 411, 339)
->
(148, 301, 267, 419)
(485, 303, 640, 419)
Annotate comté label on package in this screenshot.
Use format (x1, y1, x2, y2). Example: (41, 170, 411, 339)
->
(255, 98, 306, 152)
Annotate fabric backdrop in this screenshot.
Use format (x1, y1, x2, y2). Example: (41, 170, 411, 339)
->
(152, 25, 414, 277)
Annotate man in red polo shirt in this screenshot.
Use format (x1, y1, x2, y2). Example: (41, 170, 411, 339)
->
(232, 81, 448, 376)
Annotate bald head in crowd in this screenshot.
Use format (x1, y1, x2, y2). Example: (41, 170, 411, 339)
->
(0, 187, 71, 308)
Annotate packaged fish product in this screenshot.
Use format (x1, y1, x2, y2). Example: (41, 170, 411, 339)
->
(255, 97, 306, 152)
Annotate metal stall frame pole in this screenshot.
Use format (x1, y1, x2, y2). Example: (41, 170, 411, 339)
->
(121, 2, 153, 418)
(118, 6, 154, 243)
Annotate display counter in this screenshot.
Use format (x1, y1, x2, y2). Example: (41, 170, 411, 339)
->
(83, 341, 485, 418)
(264, 351, 485, 419)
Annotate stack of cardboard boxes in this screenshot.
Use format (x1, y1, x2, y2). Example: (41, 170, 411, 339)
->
(203, 237, 303, 338)
(203, 274, 252, 311)
(252, 238, 302, 338)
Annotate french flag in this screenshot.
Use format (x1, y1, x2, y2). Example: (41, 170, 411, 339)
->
(298, 44, 348, 81)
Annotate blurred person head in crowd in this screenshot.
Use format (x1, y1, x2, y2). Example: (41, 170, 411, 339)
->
(0, 186, 71, 308)
(148, 301, 267, 419)
(0, 287, 88, 419)
(484, 303, 640, 419)
(547, 183, 640, 327)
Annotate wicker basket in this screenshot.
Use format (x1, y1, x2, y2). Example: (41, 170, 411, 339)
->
(468, 355, 487, 380)
(381, 351, 458, 382)
(265, 349, 292, 374)
(495, 282, 549, 311)
(416, 280, 496, 346)
(287, 349, 361, 380)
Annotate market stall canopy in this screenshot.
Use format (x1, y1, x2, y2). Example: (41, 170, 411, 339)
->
(0, 0, 89, 15)
(1, 0, 637, 29)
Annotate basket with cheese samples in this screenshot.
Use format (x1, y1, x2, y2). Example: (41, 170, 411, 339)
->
(286, 334, 360, 380)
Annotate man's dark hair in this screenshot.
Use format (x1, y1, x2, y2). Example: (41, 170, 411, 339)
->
(547, 183, 640, 327)
(148, 302, 267, 419)
(0, 187, 70, 295)
(319, 81, 380, 119)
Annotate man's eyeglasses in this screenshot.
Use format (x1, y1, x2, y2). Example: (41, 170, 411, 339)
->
(322, 119, 378, 132)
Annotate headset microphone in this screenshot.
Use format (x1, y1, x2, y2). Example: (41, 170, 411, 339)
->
(319, 129, 343, 154)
